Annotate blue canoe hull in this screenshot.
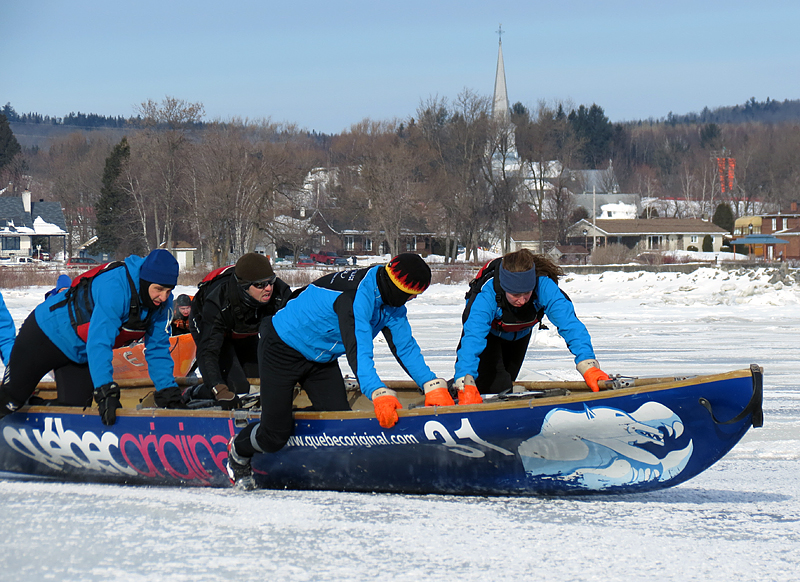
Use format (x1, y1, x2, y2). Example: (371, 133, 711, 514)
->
(0, 366, 762, 496)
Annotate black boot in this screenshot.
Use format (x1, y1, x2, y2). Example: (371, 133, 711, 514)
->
(0, 389, 25, 419)
(226, 436, 256, 491)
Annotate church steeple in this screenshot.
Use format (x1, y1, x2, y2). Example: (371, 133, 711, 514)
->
(492, 24, 510, 121)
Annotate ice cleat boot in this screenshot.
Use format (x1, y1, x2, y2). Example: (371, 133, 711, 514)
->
(226, 436, 257, 491)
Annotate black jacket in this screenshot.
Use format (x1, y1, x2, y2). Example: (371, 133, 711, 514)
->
(191, 275, 292, 388)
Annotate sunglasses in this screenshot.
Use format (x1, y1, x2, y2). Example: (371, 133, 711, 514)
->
(249, 276, 276, 289)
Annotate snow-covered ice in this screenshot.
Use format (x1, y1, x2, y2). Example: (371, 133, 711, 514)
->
(1, 265, 798, 582)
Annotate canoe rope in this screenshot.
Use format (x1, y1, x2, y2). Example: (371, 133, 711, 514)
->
(698, 364, 764, 428)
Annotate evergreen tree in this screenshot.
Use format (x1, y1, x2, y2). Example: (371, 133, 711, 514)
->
(0, 113, 21, 172)
(712, 202, 735, 233)
(94, 137, 131, 255)
(567, 104, 613, 168)
(702, 234, 713, 252)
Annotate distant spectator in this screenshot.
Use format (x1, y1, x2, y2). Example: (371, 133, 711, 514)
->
(171, 294, 192, 335)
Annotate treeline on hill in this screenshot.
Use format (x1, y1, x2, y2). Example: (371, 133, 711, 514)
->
(1, 95, 799, 266)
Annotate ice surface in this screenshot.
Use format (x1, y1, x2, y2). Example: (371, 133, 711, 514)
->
(1, 266, 798, 581)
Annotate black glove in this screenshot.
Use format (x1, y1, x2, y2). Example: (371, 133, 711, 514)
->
(154, 386, 188, 409)
(94, 382, 122, 426)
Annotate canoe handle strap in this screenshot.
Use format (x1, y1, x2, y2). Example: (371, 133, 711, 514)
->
(698, 364, 763, 428)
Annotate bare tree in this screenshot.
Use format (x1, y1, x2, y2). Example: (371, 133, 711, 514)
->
(134, 96, 205, 250)
(35, 132, 111, 256)
(518, 101, 581, 249)
(190, 121, 317, 267)
(415, 90, 492, 262)
(483, 114, 522, 254)
(270, 213, 322, 262)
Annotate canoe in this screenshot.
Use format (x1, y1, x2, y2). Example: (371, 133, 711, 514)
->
(111, 333, 196, 380)
(0, 365, 763, 496)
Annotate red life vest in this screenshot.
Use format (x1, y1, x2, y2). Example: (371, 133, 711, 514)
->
(50, 261, 157, 348)
(463, 258, 546, 333)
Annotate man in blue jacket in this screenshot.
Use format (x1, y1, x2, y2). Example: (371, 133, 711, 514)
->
(454, 249, 609, 402)
(0, 249, 180, 425)
(226, 253, 448, 489)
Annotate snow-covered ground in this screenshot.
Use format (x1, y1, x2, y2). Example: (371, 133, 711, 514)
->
(1, 266, 799, 582)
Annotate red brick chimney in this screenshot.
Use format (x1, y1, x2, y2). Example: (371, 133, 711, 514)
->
(791, 201, 798, 213)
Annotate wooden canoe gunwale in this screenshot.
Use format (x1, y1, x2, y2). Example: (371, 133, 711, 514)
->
(23, 368, 757, 422)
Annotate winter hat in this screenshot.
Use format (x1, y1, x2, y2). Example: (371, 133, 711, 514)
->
(385, 253, 431, 295)
(55, 274, 72, 292)
(140, 249, 179, 287)
(235, 252, 274, 283)
(175, 294, 192, 308)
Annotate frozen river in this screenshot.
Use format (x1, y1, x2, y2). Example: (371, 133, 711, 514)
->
(1, 266, 798, 581)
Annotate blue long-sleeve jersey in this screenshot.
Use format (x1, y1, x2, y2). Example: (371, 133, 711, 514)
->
(34, 255, 176, 389)
(0, 292, 16, 365)
(271, 266, 436, 399)
(454, 275, 595, 380)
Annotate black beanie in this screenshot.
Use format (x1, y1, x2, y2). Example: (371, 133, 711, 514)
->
(175, 294, 192, 308)
(235, 253, 274, 283)
(384, 253, 431, 295)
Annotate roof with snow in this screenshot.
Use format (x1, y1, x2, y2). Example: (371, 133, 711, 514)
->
(0, 196, 67, 234)
(576, 218, 728, 236)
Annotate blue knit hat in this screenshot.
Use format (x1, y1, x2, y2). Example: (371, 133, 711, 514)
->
(55, 274, 72, 291)
(140, 249, 179, 287)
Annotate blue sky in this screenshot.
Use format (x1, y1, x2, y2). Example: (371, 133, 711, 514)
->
(3, 0, 799, 134)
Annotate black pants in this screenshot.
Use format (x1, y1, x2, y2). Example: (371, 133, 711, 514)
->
(234, 319, 350, 457)
(216, 337, 260, 394)
(0, 312, 94, 407)
(475, 332, 531, 394)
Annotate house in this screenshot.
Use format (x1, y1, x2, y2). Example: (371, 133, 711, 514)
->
(736, 202, 800, 260)
(0, 190, 68, 259)
(509, 230, 556, 254)
(306, 207, 435, 257)
(567, 218, 728, 253)
(158, 240, 197, 269)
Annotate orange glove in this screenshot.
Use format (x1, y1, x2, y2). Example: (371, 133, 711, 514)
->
(583, 367, 610, 392)
(372, 388, 402, 428)
(423, 378, 454, 407)
(454, 375, 483, 405)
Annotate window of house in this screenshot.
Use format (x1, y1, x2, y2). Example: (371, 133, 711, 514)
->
(320, 235, 326, 245)
(345, 236, 355, 251)
(690, 235, 698, 244)
(364, 238, 373, 252)
(647, 235, 663, 250)
(1, 237, 20, 250)
(772, 218, 777, 231)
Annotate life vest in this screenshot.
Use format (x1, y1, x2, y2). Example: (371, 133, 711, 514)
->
(50, 261, 157, 348)
(463, 258, 546, 333)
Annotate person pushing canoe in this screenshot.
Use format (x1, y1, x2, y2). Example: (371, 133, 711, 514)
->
(453, 249, 610, 401)
(0, 249, 180, 425)
(226, 253, 450, 489)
